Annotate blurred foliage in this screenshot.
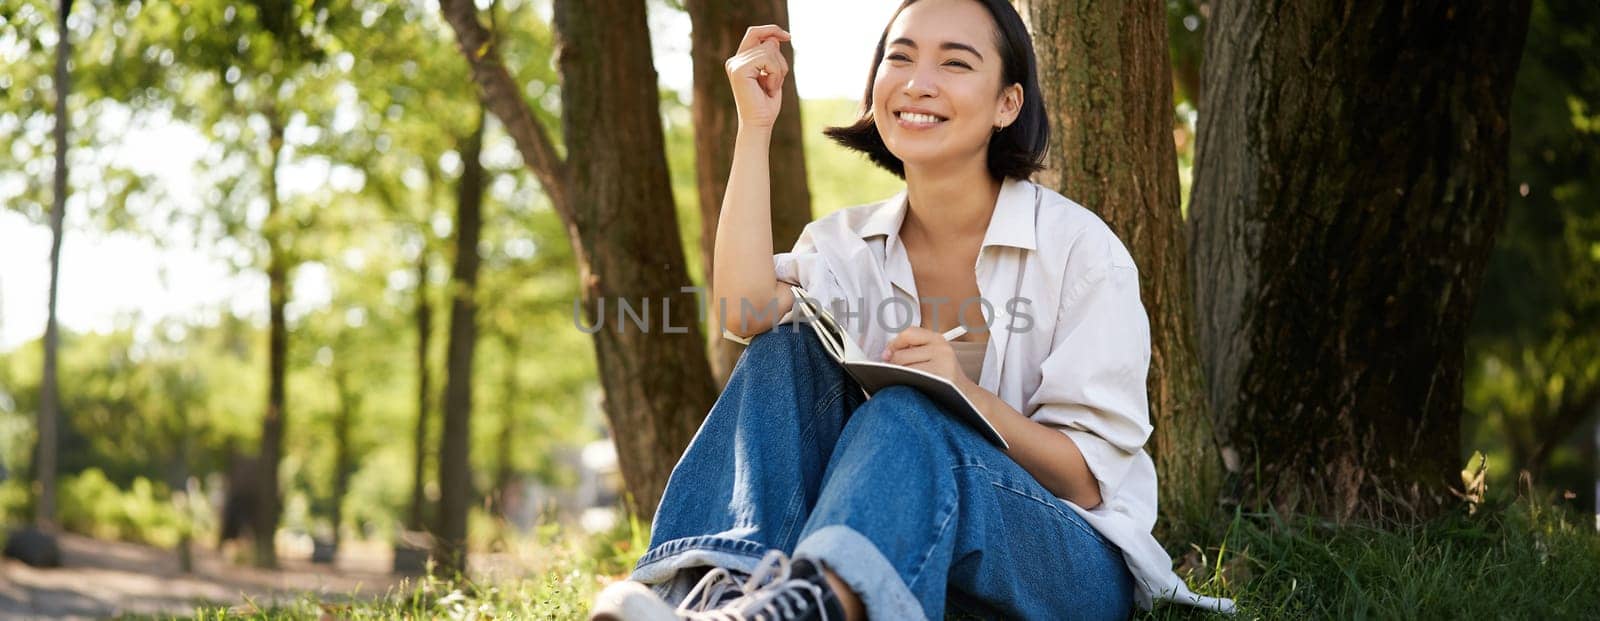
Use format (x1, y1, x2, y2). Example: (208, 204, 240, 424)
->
(1165, 0, 1204, 109)
(0, 470, 199, 549)
(0, 0, 165, 231)
(1465, 0, 1600, 510)
(58, 467, 192, 547)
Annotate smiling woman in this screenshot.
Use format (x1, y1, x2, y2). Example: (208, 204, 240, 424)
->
(824, 0, 1048, 182)
(591, 0, 1232, 619)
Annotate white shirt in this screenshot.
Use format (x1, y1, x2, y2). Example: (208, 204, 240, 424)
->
(730, 178, 1235, 613)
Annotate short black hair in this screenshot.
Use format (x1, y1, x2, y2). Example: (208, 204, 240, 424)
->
(823, 0, 1048, 181)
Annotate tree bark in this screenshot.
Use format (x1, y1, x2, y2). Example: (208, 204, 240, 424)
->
(439, 0, 718, 520)
(408, 247, 432, 532)
(434, 111, 486, 577)
(1189, 0, 1532, 520)
(1023, 0, 1220, 537)
(254, 110, 289, 568)
(35, 0, 74, 530)
(686, 0, 812, 387)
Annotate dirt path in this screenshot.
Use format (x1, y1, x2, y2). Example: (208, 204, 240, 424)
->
(0, 533, 411, 619)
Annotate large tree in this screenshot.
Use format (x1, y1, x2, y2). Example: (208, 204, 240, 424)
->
(1022, 0, 1220, 536)
(1190, 0, 1533, 519)
(438, 0, 717, 522)
(685, 0, 812, 386)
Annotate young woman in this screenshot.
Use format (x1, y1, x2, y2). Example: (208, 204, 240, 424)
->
(593, 0, 1233, 618)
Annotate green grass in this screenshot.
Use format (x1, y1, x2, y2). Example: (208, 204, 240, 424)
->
(1143, 492, 1600, 619)
(126, 494, 1599, 620)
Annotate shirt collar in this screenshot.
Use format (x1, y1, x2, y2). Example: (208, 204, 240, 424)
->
(858, 177, 1038, 252)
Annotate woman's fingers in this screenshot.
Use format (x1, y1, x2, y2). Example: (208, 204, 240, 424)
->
(752, 40, 788, 96)
(885, 345, 934, 367)
(763, 37, 789, 74)
(727, 41, 787, 90)
(726, 25, 792, 126)
(885, 326, 937, 354)
(737, 25, 791, 54)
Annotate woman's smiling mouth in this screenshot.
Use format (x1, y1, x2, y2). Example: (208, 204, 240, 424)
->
(895, 110, 948, 127)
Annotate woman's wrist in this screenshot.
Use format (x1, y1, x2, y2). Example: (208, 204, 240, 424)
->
(955, 373, 985, 404)
(736, 122, 775, 141)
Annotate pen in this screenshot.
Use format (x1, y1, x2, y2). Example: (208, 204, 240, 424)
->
(941, 325, 968, 341)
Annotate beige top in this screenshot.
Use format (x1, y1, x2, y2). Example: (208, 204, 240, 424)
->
(949, 338, 987, 384)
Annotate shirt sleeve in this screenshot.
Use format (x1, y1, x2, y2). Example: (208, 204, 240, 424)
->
(1025, 234, 1154, 503)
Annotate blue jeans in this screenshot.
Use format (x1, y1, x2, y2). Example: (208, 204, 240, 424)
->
(631, 325, 1134, 620)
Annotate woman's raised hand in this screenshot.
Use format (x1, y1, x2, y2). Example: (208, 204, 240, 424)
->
(725, 25, 791, 130)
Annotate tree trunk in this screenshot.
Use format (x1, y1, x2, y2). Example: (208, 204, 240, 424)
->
(686, 0, 812, 387)
(408, 247, 432, 532)
(1023, 0, 1220, 538)
(494, 334, 518, 519)
(438, 0, 718, 521)
(35, 0, 73, 530)
(331, 368, 357, 553)
(1189, 0, 1532, 520)
(434, 111, 487, 577)
(554, 0, 719, 519)
(254, 111, 289, 568)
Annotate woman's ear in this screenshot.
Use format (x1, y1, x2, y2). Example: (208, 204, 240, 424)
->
(995, 83, 1023, 129)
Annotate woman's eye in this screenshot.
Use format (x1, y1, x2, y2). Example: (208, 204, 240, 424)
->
(886, 53, 910, 62)
(944, 60, 971, 69)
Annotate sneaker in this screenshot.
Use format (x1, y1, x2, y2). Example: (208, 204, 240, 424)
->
(590, 579, 680, 621)
(698, 550, 847, 621)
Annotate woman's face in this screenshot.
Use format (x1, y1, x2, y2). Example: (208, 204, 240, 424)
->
(871, 0, 1022, 174)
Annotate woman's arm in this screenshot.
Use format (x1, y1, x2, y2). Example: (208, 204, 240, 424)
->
(960, 383, 1103, 509)
(714, 25, 797, 338)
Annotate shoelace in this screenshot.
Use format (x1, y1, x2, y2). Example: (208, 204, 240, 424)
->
(681, 550, 833, 621)
(731, 577, 828, 621)
(677, 566, 751, 613)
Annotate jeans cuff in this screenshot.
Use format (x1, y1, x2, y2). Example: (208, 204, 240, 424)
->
(631, 534, 772, 585)
(795, 525, 927, 620)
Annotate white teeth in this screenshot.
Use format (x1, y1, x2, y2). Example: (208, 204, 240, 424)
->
(899, 112, 942, 124)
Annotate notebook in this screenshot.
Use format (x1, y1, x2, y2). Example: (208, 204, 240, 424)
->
(788, 285, 1008, 449)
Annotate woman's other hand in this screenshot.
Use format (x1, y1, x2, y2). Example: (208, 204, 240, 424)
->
(725, 25, 791, 130)
(883, 326, 972, 389)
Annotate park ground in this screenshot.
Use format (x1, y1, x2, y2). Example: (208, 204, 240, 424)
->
(4, 492, 1600, 619)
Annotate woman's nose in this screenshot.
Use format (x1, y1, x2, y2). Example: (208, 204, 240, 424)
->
(902, 63, 939, 98)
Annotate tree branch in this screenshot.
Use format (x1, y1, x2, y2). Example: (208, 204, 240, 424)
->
(437, 0, 571, 221)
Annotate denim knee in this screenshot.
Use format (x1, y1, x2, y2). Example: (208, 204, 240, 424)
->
(742, 323, 811, 356)
(846, 386, 967, 442)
